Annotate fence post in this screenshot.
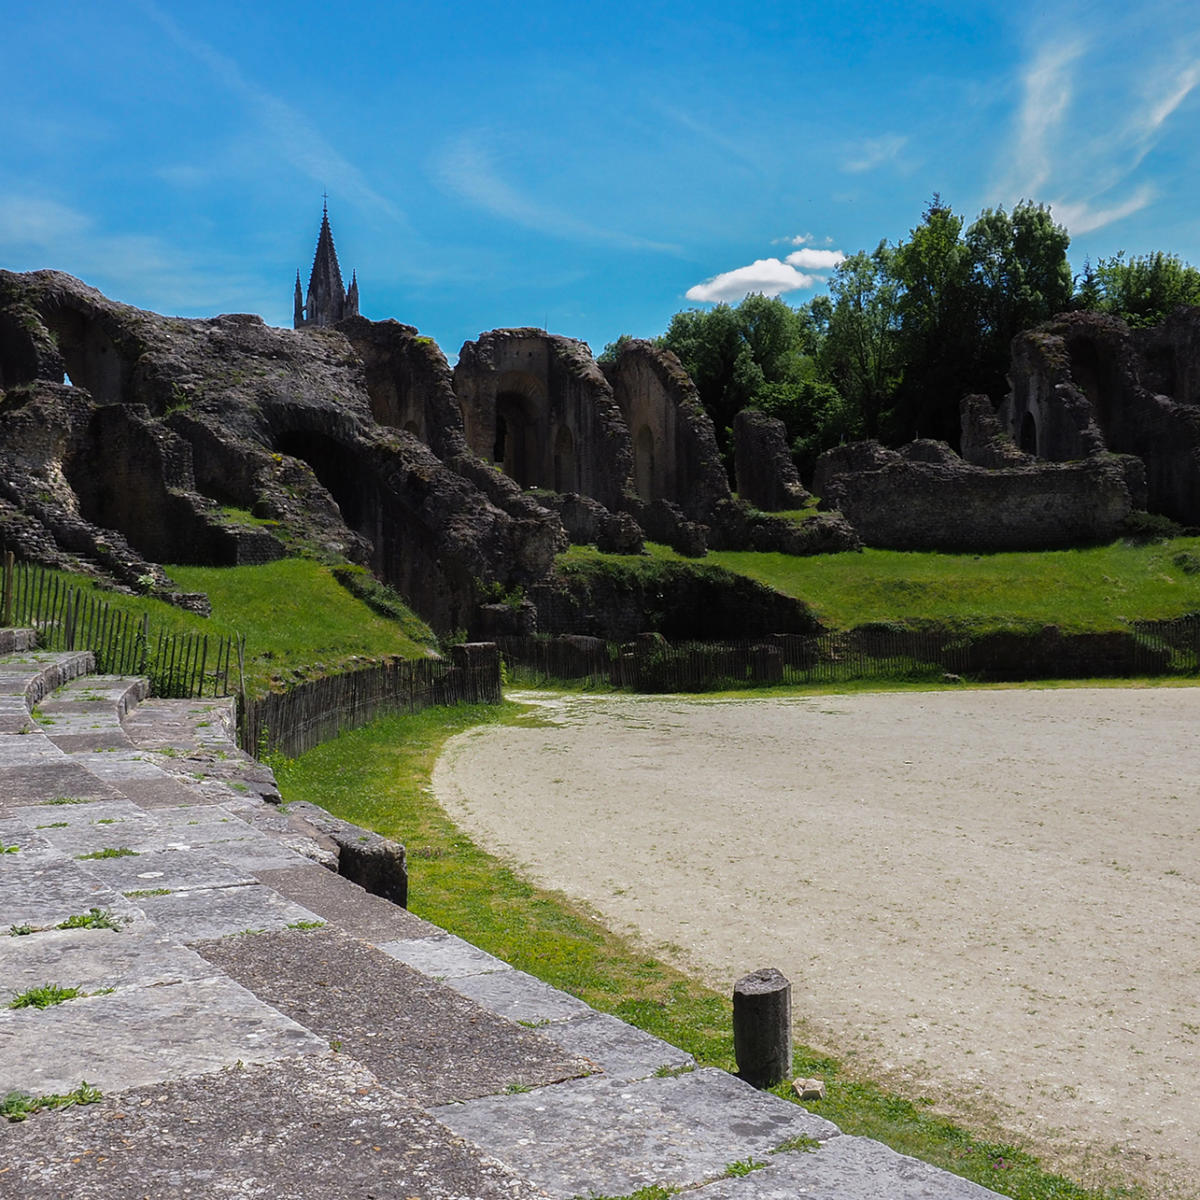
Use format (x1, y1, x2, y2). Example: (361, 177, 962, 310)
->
(2, 551, 12, 627)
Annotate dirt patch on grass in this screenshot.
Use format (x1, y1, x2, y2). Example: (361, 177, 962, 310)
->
(433, 687, 1200, 1199)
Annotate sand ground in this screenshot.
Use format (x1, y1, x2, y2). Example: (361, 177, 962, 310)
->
(432, 687, 1200, 1198)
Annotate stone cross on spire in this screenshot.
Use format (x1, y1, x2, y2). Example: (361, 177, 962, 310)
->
(293, 201, 359, 329)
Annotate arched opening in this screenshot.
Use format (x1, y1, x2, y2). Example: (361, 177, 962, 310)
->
(1019, 411, 1038, 456)
(634, 425, 656, 501)
(494, 392, 535, 486)
(553, 425, 576, 493)
(275, 430, 371, 533)
(40, 306, 128, 405)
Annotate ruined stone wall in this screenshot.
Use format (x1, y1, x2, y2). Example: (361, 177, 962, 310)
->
(731, 409, 809, 511)
(815, 439, 1143, 551)
(454, 329, 632, 511)
(601, 341, 730, 520)
(1003, 311, 1200, 522)
(0, 272, 564, 629)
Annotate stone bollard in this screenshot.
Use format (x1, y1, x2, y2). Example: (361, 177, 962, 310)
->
(733, 967, 792, 1088)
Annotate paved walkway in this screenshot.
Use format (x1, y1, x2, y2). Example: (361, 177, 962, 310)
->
(0, 633, 999, 1198)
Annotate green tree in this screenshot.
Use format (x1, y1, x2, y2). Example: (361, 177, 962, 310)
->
(966, 201, 1072, 392)
(1083, 251, 1200, 327)
(819, 243, 902, 439)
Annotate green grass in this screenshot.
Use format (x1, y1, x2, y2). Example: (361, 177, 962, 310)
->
(273, 704, 1143, 1200)
(14, 559, 436, 698)
(167, 560, 437, 694)
(75, 847, 137, 860)
(561, 539, 1200, 633)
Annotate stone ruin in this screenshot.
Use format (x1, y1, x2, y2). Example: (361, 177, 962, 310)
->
(0, 268, 853, 638)
(812, 308, 1200, 551)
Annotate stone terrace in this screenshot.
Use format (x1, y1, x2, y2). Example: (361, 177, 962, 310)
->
(0, 633, 1000, 1199)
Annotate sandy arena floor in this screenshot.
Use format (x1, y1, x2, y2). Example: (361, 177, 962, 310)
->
(432, 687, 1200, 1198)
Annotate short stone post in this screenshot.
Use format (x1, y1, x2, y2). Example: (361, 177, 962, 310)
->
(733, 967, 791, 1088)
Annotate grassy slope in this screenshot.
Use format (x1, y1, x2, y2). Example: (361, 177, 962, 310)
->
(561, 539, 1200, 632)
(274, 704, 1140, 1200)
(17, 560, 435, 697)
(167, 561, 436, 694)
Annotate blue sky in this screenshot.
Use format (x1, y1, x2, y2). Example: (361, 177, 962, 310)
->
(3, 1, 1199, 361)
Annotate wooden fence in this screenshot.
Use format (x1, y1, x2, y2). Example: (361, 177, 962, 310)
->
(499, 619, 1200, 692)
(240, 645, 502, 759)
(0, 555, 237, 699)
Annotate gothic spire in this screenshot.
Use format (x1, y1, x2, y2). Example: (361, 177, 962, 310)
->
(294, 201, 358, 329)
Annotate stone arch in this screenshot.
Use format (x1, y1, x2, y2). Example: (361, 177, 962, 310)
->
(275, 430, 372, 535)
(40, 305, 129, 405)
(1019, 410, 1038, 456)
(553, 424, 576, 493)
(634, 424, 657, 501)
(494, 390, 537, 487)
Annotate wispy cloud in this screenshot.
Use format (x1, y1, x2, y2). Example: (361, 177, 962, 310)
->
(0, 193, 266, 315)
(1051, 187, 1155, 236)
(132, 0, 404, 224)
(1006, 42, 1083, 199)
(842, 134, 908, 173)
(434, 134, 679, 253)
(998, 30, 1199, 238)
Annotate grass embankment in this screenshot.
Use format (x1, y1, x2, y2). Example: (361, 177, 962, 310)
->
(274, 704, 1141, 1200)
(20, 559, 435, 697)
(561, 539, 1200, 632)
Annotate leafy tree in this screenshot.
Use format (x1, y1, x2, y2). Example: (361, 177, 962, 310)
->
(819, 243, 902, 439)
(966, 201, 1072, 395)
(1082, 251, 1200, 327)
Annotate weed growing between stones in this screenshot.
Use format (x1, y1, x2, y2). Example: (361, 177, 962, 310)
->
(723, 1158, 767, 1177)
(76, 847, 137, 860)
(56, 907, 124, 931)
(771, 1133, 820, 1153)
(7, 924, 34, 936)
(9, 984, 81, 1009)
(1, 1082, 102, 1122)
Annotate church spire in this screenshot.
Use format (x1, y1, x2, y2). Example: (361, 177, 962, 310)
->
(293, 200, 358, 329)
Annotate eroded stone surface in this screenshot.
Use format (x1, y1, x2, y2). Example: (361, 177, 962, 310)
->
(1, 1055, 544, 1200)
(433, 1067, 841, 1199)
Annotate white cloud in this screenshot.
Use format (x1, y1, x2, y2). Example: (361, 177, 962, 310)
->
(434, 134, 678, 253)
(842, 134, 908, 173)
(685, 258, 820, 304)
(786, 248, 845, 271)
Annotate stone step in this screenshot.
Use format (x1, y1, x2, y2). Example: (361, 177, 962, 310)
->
(0, 649, 94, 733)
(34, 673, 150, 751)
(0, 627, 37, 654)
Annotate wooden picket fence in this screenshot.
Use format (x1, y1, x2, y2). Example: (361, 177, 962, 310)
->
(499, 619, 1200, 692)
(240, 650, 503, 759)
(0, 555, 237, 699)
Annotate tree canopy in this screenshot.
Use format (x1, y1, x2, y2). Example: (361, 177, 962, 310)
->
(605, 196, 1198, 484)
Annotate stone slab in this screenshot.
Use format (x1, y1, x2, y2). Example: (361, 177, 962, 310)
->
(0, 1054, 543, 1200)
(448, 966, 594, 1025)
(688, 1135, 1005, 1199)
(196, 926, 591, 1106)
(254, 863, 438, 942)
(127, 882, 324, 942)
(433, 1067, 841, 1199)
(0, 923, 215, 996)
(73, 845, 257, 893)
(0, 853, 143, 931)
(539, 1010, 695, 1083)
(0, 761, 117, 808)
(379, 931, 514, 978)
(0, 974, 324, 1096)
(15, 798, 162, 856)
